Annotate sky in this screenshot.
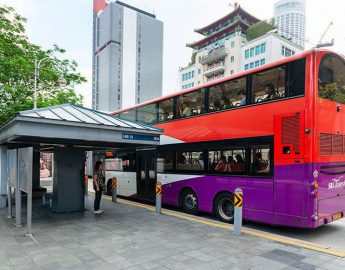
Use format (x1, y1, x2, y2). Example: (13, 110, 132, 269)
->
(1, 0, 345, 108)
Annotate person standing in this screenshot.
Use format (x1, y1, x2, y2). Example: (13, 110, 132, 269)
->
(93, 161, 105, 214)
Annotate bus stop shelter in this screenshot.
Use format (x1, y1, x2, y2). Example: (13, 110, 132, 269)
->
(0, 103, 162, 235)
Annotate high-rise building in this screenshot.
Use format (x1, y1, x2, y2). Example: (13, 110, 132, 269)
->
(179, 5, 259, 91)
(92, 0, 163, 112)
(274, 0, 306, 48)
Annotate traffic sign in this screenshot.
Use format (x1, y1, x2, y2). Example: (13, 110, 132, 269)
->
(156, 183, 162, 196)
(111, 178, 117, 189)
(234, 193, 243, 207)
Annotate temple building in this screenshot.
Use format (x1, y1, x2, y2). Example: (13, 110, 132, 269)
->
(178, 4, 302, 91)
(179, 4, 259, 90)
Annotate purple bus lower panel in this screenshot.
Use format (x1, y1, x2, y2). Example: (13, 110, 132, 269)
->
(159, 162, 345, 228)
(162, 175, 274, 225)
(316, 161, 345, 226)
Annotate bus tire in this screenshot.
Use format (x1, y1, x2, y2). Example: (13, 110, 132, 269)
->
(214, 192, 234, 223)
(181, 188, 199, 215)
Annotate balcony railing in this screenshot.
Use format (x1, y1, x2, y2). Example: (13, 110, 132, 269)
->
(199, 46, 228, 64)
(203, 63, 225, 76)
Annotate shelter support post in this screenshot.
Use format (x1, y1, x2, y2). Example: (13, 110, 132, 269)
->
(15, 186, 22, 227)
(7, 185, 12, 219)
(0, 146, 7, 209)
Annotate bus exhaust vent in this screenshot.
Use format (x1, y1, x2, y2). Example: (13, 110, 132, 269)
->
(320, 133, 344, 155)
(281, 114, 300, 154)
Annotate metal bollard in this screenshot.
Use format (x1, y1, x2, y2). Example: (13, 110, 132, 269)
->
(156, 182, 162, 214)
(233, 188, 243, 235)
(111, 177, 117, 203)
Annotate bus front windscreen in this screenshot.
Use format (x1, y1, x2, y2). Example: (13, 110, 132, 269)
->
(318, 53, 345, 104)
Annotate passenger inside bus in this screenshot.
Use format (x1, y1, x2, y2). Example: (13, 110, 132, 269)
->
(212, 100, 221, 111)
(251, 148, 270, 173)
(220, 96, 232, 109)
(158, 108, 169, 121)
(262, 83, 279, 101)
(237, 89, 246, 106)
(180, 102, 192, 117)
(215, 155, 227, 171)
(233, 154, 245, 172)
(226, 156, 235, 172)
(257, 150, 271, 173)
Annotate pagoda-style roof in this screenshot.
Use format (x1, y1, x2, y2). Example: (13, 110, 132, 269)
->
(195, 6, 259, 36)
(187, 19, 249, 50)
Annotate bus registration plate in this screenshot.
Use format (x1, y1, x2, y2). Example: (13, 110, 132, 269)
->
(333, 213, 342, 220)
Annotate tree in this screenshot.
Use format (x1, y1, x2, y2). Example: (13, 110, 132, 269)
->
(0, 6, 86, 125)
(188, 52, 197, 66)
(245, 19, 275, 42)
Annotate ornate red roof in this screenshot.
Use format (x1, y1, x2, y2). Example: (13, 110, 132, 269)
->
(187, 19, 250, 49)
(195, 6, 259, 36)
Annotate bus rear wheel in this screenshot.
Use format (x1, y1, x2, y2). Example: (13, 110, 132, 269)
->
(214, 193, 234, 223)
(181, 189, 199, 215)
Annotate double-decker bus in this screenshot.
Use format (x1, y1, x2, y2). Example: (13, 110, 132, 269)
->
(105, 49, 345, 228)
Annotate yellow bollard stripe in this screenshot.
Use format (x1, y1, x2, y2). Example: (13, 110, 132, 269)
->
(95, 192, 345, 258)
(156, 184, 162, 195)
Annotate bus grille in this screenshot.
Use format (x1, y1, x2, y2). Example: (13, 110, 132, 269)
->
(320, 133, 344, 155)
(282, 115, 300, 154)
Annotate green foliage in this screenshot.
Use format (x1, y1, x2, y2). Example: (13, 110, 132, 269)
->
(319, 81, 345, 104)
(0, 6, 86, 125)
(189, 52, 197, 66)
(245, 19, 275, 42)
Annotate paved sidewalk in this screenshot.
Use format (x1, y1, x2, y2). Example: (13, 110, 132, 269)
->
(0, 196, 344, 270)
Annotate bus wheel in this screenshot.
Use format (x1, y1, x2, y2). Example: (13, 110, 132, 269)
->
(214, 193, 234, 223)
(181, 189, 199, 215)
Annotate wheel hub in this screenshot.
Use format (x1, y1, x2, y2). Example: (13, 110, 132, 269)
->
(218, 198, 234, 220)
(184, 194, 197, 209)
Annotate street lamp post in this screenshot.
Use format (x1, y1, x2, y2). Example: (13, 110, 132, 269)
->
(33, 57, 66, 110)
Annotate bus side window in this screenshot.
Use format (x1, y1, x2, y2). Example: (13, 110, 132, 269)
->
(157, 152, 174, 171)
(208, 148, 246, 174)
(251, 146, 272, 174)
(208, 77, 247, 110)
(158, 98, 174, 122)
(176, 151, 204, 171)
(176, 89, 206, 118)
(288, 58, 305, 97)
(137, 103, 158, 124)
(252, 65, 286, 103)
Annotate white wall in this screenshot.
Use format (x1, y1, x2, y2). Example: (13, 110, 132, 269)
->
(179, 64, 197, 90)
(122, 7, 137, 109)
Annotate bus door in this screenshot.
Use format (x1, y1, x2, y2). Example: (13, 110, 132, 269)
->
(136, 149, 156, 201)
(274, 112, 307, 223)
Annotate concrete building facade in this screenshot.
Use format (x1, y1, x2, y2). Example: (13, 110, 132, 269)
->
(92, 0, 163, 112)
(274, 0, 306, 48)
(241, 31, 303, 71)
